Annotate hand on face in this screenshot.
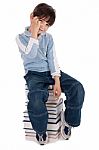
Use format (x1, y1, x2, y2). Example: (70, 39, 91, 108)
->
(30, 14, 41, 38)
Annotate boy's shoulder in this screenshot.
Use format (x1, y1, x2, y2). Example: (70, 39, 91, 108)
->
(45, 32, 53, 41)
(16, 26, 31, 39)
(16, 33, 26, 44)
(16, 27, 30, 42)
(16, 32, 24, 38)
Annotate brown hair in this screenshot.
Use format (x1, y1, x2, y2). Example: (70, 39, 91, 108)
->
(33, 3, 56, 26)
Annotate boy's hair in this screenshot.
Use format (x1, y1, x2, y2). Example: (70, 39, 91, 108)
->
(32, 3, 56, 26)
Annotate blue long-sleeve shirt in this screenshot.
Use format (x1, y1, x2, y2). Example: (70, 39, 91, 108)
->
(16, 26, 61, 78)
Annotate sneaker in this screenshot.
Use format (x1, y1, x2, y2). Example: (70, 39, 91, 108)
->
(36, 132, 48, 145)
(61, 111, 72, 140)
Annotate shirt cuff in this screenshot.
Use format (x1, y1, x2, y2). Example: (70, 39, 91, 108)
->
(51, 72, 61, 79)
(29, 37, 39, 45)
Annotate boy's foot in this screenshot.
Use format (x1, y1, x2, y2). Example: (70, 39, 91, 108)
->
(36, 132, 48, 145)
(61, 111, 72, 140)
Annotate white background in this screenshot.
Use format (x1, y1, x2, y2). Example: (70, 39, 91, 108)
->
(0, 0, 99, 149)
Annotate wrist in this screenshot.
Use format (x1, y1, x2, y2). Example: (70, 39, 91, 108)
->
(31, 33, 38, 39)
(54, 76, 60, 83)
(29, 27, 38, 39)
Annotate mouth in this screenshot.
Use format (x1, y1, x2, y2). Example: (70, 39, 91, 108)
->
(39, 29, 43, 32)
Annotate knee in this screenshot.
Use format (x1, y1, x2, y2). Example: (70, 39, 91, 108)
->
(78, 82, 85, 98)
(76, 81, 85, 106)
(27, 90, 49, 114)
(68, 81, 85, 108)
(27, 90, 49, 102)
(27, 94, 40, 112)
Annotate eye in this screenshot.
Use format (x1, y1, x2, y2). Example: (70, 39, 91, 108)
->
(38, 18, 44, 22)
(39, 19, 43, 21)
(46, 23, 49, 27)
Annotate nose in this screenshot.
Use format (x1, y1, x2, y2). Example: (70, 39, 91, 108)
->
(40, 21, 46, 30)
(40, 24, 45, 30)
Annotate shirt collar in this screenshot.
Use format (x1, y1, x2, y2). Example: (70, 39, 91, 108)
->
(24, 26, 31, 36)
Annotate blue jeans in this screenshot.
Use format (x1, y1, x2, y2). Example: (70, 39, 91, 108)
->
(24, 70, 85, 135)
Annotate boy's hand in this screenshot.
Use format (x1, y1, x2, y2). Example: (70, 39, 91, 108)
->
(53, 83, 61, 98)
(30, 14, 41, 39)
(53, 76, 61, 98)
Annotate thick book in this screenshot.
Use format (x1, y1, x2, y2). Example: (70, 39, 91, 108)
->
(25, 133, 61, 143)
(25, 127, 60, 138)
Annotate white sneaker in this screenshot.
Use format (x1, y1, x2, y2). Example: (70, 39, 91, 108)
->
(61, 111, 72, 140)
(36, 132, 48, 145)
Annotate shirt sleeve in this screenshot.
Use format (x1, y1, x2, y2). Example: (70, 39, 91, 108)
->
(16, 34, 39, 58)
(47, 35, 61, 78)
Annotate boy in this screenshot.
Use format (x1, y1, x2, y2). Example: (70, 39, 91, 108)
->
(16, 3, 85, 145)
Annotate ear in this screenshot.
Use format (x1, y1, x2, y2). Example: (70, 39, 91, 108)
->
(30, 13, 33, 20)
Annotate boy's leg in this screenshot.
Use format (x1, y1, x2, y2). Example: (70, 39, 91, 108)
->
(60, 70, 85, 138)
(24, 71, 50, 135)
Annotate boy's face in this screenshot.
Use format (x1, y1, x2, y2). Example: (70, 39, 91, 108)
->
(37, 18, 50, 34)
(30, 13, 50, 35)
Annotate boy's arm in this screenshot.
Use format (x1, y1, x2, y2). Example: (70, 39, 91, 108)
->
(16, 34, 39, 58)
(47, 35, 62, 98)
(16, 17, 41, 57)
(47, 35, 61, 79)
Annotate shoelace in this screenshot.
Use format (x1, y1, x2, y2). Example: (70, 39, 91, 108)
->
(39, 135, 43, 141)
(68, 127, 71, 136)
(37, 133, 47, 141)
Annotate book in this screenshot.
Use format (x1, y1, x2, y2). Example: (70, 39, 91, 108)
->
(24, 126, 61, 135)
(25, 133, 61, 143)
(25, 130, 60, 138)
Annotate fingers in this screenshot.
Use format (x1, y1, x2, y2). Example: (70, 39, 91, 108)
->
(32, 16, 40, 22)
(54, 90, 61, 98)
(33, 16, 38, 20)
(30, 12, 41, 22)
(54, 91, 57, 97)
(31, 16, 41, 27)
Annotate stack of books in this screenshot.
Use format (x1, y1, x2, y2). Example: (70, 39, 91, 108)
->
(23, 85, 63, 143)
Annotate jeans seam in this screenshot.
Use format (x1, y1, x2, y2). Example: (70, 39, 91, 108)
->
(66, 121, 80, 127)
(37, 129, 47, 135)
(29, 89, 48, 92)
(66, 105, 82, 109)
